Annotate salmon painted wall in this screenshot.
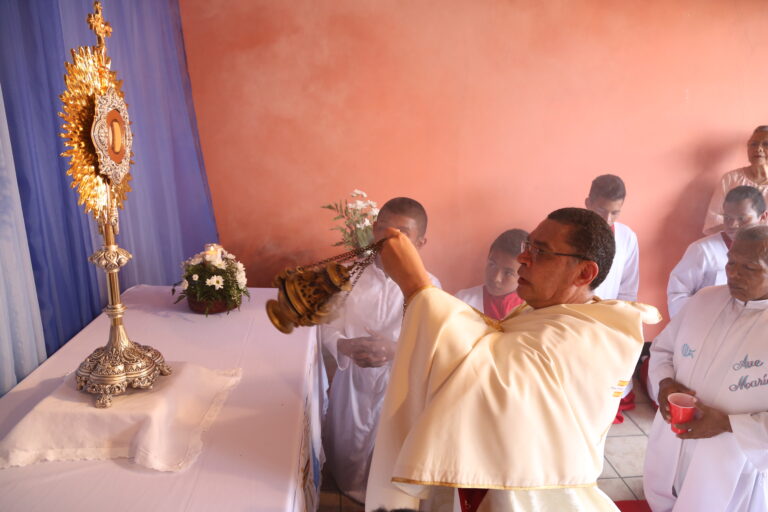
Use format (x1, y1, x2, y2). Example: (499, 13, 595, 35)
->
(179, 0, 768, 337)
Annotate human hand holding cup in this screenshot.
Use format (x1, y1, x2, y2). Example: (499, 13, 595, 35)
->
(668, 392, 697, 434)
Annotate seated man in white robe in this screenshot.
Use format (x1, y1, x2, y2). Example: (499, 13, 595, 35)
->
(584, 174, 640, 422)
(321, 197, 441, 504)
(455, 228, 528, 320)
(703, 125, 768, 235)
(667, 185, 767, 317)
(644, 224, 768, 512)
(366, 207, 660, 512)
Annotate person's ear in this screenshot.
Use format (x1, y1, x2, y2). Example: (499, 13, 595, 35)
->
(414, 236, 427, 250)
(584, 197, 591, 209)
(759, 211, 768, 224)
(574, 260, 599, 288)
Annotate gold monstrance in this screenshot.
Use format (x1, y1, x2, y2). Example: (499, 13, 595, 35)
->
(60, 2, 171, 408)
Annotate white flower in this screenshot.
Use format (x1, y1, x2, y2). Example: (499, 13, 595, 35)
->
(206, 275, 224, 290)
(236, 262, 245, 273)
(370, 207, 379, 216)
(225, 253, 235, 260)
(355, 218, 372, 229)
(213, 260, 227, 270)
(349, 199, 366, 210)
(351, 189, 367, 198)
(192, 274, 199, 281)
(189, 256, 202, 265)
(181, 279, 188, 291)
(236, 271, 247, 289)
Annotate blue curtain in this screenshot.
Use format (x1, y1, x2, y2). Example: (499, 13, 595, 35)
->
(0, 0, 218, 359)
(0, 82, 47, 396)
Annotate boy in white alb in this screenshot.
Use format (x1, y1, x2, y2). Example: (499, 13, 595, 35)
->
(585, 174, 640, 422)
(456, 229, 528, 320)
(321, 197, 441, 504)
(668, 186, 767, 317)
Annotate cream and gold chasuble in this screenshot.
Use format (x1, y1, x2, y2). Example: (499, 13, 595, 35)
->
(366, 288, 660, 510)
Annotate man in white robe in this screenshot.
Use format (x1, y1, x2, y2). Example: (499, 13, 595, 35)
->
(703, 126, 768, 235)
(667, 185, 767, 317)
(366, 207, 660, 512)
(321, 197, 440, 504)
(456, 229, 527, 320)
(585, 174, 640, 419)
(644, 225, 768, 511)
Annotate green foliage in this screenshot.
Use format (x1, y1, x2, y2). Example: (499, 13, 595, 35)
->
(322, 190, 378, 250)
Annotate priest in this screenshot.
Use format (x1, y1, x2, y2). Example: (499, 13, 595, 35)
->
(667, 185, 767, 317)
(365, 207, 660, 512)
(645, 225, 768, 511)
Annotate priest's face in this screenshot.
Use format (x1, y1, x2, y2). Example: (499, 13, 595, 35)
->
(373, 211, 425, 249)
(747, 131, 768, 166)
(516, 219, 590, 308)
(722, 199, 766, 239)
(726, 240, 768, 301)
(485, 248, 521, 296)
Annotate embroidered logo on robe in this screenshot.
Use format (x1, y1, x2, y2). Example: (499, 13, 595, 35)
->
(681, 344, 696, 358)
(611, 379, 630, 397)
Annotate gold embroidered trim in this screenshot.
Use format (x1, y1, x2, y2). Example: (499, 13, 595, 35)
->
(392, 476, 598, 491)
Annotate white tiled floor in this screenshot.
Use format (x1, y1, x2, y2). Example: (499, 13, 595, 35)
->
(598, 378, 657, 501)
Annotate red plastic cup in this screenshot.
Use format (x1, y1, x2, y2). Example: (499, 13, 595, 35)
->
(668, 392, 697, 434)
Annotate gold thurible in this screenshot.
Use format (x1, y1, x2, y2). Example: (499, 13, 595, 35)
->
(61, 2, 170, 407)
(267, 240, 384, 334)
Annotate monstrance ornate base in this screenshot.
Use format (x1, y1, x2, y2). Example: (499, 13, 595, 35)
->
(74, 224, 172, 408)
(75, 311, 172, 408)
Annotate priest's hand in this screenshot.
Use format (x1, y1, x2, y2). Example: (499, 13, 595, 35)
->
(675, 402, 733, 439)
(379, 228, 432, 301)
(657, 378, 696, 423)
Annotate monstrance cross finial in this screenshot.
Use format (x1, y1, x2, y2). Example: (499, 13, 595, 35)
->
(87, 1, 112, 51)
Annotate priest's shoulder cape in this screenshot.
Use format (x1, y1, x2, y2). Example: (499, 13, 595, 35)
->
(366, 287, 660, 510)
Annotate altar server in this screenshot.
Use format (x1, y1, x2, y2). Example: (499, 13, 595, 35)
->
(367, 208, 659, 512)
(455, 229, 528, 320)
(644, 225, 768, 512)
(667, 185, 767, 317)
(585, 174, 639, 302)
(321, 197, 440, 504)
(703, 126, 768, 235)
(585, 174, 640, 421)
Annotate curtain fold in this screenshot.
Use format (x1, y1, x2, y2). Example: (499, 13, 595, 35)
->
(0, 0, 218, 360)
(0, 82, 47, 396)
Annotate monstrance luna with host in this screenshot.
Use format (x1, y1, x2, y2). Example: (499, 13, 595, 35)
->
(59, 1, 171, 408)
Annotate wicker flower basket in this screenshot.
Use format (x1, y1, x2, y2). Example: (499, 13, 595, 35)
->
(187, 296, 234, 315)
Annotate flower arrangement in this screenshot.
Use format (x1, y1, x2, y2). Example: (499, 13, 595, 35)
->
(322, 189, 379, 250)
(172, 243, 250, 315)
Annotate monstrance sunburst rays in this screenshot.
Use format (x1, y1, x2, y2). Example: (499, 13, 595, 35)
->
(58, 1, 170, 408)
(60, 15, 131, 222)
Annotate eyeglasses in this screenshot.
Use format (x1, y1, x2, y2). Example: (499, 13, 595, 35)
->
(520, 240, 591, 262)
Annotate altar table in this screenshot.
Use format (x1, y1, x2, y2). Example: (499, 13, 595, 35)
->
(0, 285, 324, 512)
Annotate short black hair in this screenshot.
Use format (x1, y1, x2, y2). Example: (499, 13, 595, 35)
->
(724, 185, 766, 215)
(490, 228, 529, 258)
(588, 174, 626, 202)
(379, 197, 428, 236)
(546, 207, 615, 290)
(753, 126, 768, 134)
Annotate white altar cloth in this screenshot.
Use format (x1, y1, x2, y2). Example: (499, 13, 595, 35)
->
(0, 363, 241, 472)
(0, 285, 323, 512)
